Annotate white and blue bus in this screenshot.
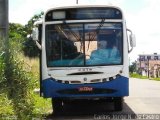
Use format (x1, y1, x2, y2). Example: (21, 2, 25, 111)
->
(32, 5, 136, 113)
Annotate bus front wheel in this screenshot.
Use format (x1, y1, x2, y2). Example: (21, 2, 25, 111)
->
(114, 97, 123, 111)
(52, 98, 63, 115)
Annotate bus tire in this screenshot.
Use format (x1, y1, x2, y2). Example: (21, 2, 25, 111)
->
(114, 97, 123, 111)
(52, 98, 63, 115)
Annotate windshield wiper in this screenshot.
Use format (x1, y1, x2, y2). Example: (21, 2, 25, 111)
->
(87, 18, 105, 51)
(63, 21, 81, 42)
(63, 21, 84, 52)
(90, 18, 105, 41)
(56, 25, 69, 39)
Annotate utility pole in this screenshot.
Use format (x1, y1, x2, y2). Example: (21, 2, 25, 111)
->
(0, 0, 9, 86)
(0, 0, 9, 50)
(148, 58, 150, 78)
(76, 0, 78, 4)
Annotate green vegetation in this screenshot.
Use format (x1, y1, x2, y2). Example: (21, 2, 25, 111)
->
(0, 40, 51, 119)
(129, 61, 137, 74)
(130, 73, 160, 81)
(129, 61, 160, 81)
(150, 77, 160, 81)
(23, 12, 44, 58)
(0, 12, 51, 119)
(130, 73, 148, 79)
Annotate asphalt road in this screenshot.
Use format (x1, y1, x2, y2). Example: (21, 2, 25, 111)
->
(46, 78, 160, 120)
(126, 78, 160, 114)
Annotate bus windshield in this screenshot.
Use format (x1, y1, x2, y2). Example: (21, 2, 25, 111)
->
(46, 22, 123, 67)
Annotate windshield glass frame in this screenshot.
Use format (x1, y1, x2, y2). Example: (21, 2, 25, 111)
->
(45, 22, 123, 67)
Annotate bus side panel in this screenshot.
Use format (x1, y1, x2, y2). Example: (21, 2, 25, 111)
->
(42, 76, 129, 98)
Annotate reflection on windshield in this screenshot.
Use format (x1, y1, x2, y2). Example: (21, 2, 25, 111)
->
(45, 23, 122, 67)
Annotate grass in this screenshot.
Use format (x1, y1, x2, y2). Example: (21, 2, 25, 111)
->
(130, 73, 160, 81)
(0, 51, 52, 118)
(0, 93, 14, 115)
(130, 73, 148, 79)
(32, 94, 52, 115)
(21, 55, 52, 115)
(24, 56, 52, 117)
(150, 77, 160, 81)
(20, 54, 40, 88)
(0, 35, 51, 118)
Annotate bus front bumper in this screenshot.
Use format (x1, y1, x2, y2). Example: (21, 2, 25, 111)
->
(42, 76, 129, 99)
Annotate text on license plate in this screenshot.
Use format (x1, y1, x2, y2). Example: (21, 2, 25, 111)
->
(78, 86, 93, 92)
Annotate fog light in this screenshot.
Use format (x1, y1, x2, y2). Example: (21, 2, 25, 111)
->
(116, 74, 121, 78)
(102, 78, 107, 82)
(109, 77, 113, 81)
(65, 81, 69, 84)
(57, 80, 62, 83)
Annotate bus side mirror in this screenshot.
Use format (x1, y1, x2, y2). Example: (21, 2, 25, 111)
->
(32, 27, 39, 41)
(127, 29, 136, 53)
(32, 27, 41, 50)
(130, 34, 136, 48)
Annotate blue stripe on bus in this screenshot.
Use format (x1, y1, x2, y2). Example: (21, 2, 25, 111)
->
(42, 76, 129, 98)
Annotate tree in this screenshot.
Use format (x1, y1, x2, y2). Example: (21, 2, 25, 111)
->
(24, 12, 44, 35)
(8, 12, 44, 57)
(129, 61, 137, 73)
(9, 23, 26, 41)
(22, 12, 44, 57)
(8, 23, 27, 52)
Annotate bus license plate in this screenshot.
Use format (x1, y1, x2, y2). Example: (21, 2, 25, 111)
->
(78, 86, 93, 92)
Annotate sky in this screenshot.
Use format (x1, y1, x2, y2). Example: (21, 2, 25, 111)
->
(9, 0, 160, 62)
